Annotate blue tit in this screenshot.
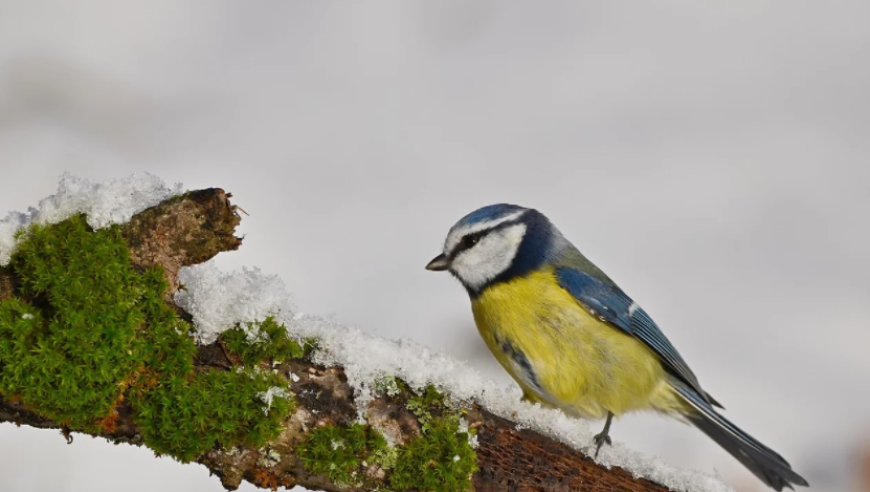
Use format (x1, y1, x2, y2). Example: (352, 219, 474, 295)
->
(426, 204, 807, 491)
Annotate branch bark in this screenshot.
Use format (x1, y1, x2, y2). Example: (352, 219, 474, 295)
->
(0, 189, 670, 492)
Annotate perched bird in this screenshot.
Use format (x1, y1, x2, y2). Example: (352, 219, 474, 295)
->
(426, 204, 808, 491)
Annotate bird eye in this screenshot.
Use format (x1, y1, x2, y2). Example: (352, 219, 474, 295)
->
(462, 234, 479, 248)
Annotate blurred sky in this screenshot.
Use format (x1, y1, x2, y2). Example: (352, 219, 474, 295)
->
(1, 1, 869, 491)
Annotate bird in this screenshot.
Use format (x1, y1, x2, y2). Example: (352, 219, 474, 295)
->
(425, 203, 808, 491)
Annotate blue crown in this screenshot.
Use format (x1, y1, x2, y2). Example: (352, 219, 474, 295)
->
(454, 203, 528, 229)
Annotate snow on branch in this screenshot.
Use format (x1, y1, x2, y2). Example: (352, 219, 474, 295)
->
(0, 174, 731, 492)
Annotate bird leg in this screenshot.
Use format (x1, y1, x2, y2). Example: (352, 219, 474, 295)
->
(593, 412, 614, 458)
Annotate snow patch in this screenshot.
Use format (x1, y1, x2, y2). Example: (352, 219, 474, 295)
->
(0, 173, 182, 265)
(175, 261, 297, 344)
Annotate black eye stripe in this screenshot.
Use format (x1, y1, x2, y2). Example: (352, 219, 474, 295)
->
(450, 219, 523, 258)
(449, 232, 481, 257)
(463, 232, 482, 247)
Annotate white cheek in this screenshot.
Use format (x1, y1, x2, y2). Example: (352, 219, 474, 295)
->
(451, 224, 527, 290)
(443, 210, 526, 255)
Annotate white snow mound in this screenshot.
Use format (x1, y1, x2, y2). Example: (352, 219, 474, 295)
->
(176, 261, 297, 344)
(0, 173, 182, 265)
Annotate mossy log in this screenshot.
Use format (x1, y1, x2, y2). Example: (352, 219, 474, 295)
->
(0, 188, 671, 492)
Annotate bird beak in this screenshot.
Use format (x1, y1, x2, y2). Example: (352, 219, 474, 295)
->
(425, 254, 450, 271)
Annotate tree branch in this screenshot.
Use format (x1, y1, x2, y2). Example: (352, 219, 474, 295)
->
(0, 189, 673, 492)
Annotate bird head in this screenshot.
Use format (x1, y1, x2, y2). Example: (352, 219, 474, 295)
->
(426, 204, 562, 295)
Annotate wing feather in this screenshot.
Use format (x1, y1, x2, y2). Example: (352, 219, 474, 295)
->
(555, 267, 714, 405)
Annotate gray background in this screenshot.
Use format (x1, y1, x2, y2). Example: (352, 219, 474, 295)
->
(1, 2, 868, 491)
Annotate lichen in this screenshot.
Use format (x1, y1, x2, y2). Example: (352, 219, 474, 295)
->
(371, 442, 399, 471)
(256, 447, 282, 468)
(0, 214, 293, 462)
(373, 375, 402, 397)
(406, 384, 449, 433)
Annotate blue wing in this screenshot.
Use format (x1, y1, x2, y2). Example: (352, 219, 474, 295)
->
(555, 267, 718, 406)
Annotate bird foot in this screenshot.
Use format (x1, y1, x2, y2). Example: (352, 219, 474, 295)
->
(593, 412, 614, 458)
(593, 431, 612, 458)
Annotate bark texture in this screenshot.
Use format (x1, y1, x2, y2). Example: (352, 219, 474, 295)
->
(0, 189, 671, 492)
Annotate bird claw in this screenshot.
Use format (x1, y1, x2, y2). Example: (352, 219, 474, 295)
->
(593, 432, 611, 458)
(593, 412, 614, 458)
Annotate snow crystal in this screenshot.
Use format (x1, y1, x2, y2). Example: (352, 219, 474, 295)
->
(175, 261, 297, 344)
(0, 173, 182, 265)
(457, 417, 479, 449)
(257, 387, 291, 414)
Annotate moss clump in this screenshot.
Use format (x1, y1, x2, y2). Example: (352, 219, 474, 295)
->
(220, 317, 316, 366)
(297, 384, 478, 492)
(0, 214, 293, 461)
(390, 415, 478, 492)
(297, 423, 388, 486)
(391, 385, 478, 492)
(0, 216, 182, 430)
(406, 384, 449, 433)
(130, 369, 293, 461)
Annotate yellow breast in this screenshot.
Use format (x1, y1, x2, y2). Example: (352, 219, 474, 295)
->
(471, 267, 681, 418)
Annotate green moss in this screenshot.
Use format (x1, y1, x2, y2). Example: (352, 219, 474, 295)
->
(390, 415, 478, 492)
(220, 317, 316, 366)
(406, 384, 451, 433)
(0, 215, 177, 430)
(297, 384, 478, 492)
(371, 441, 399, 471)
(297, 423, 388, 486)
(130, 369, 293, 461)
(0, 214, 294, 461)
(390, 385, 478, 492)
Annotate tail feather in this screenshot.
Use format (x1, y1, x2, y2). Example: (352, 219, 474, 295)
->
(670, 378, 808, 491)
